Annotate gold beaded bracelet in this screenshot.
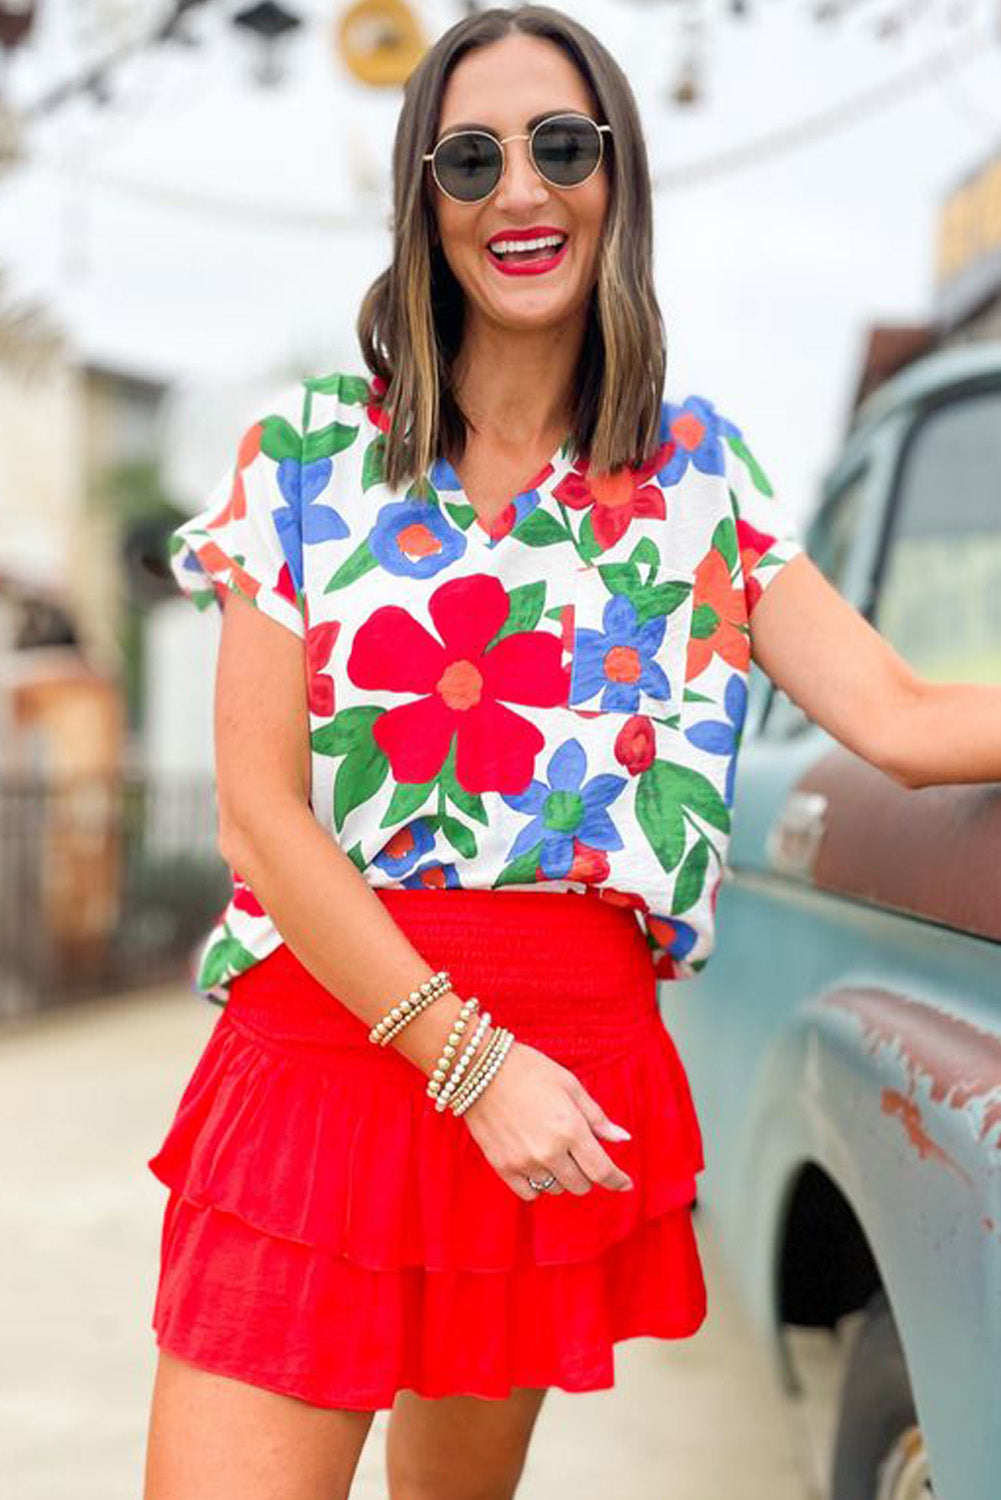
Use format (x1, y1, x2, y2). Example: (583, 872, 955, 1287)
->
(425, 995, 480, 1100)
(368, 969, 452, 1047)
(434, 1009, 492, 1113)
(450, 1027, 515, 1117)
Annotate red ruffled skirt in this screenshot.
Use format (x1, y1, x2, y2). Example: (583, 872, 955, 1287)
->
(147, 887, 706, 1409)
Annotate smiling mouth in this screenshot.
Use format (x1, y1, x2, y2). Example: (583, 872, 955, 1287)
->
(487, 233, 569, 265)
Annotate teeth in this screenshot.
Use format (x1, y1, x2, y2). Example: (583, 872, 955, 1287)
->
(489, 234, 567, 257)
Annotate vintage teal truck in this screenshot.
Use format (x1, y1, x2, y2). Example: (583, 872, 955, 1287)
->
(668, 340, 1001, 1500)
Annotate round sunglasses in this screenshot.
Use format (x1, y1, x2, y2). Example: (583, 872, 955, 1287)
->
(423, 112, 612, 205)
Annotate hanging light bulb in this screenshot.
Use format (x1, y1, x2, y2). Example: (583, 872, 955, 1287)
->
(232, 1, 303, 87)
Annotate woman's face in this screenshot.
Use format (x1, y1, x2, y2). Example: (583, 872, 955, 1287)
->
(429, 33, 611, 338)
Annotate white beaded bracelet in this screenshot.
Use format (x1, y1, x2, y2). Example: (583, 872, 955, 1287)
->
(434, 1010, 492, 1112)
(451, 1028, 515, 1116)
(446, 1023, 509, 1112)
(368, 969, 452, 1046)
(426, 995, 480, 1099)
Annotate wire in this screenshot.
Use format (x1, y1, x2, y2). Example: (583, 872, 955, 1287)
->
(652, 20, 996, 191)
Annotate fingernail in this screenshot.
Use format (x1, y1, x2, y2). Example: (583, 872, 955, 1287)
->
(619, 1179, 635, 1191)
(608, 1123, 631, 1140)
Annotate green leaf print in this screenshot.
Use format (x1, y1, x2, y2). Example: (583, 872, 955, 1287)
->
(487, 580, 546, 646)
(596, 561, 641, 600)
(690, 602, 720, 639)
(494, 842, 543, 888)
(629, 536, 660, 584)
(323, 538, 378, 593)
(635, 763, 687, 876)
(441, 746, 488, 825)
(346, 841, 367, 872)
(303, 421, 359, 463)
(440, 814, 477, 860)
(381, 776, 437, 827)
(258, 415, 301, 463)
(407, 480, 438, 507)
(337, 374, 373, 405)
(670, 763, 731, 835)
(312, 704, 384, 758)
(513, 510, 570, 547)
(362, 433, 386, 491)
(198, 934, 257, 991)
(671, 837, 709, 915)
(635, 578, 691, 626)
(726, 435, 773, 496)
(711, 516, 738, 572)
(334, 740, 390, 832)
(445, 501, 476, 531)
(576, 512, 602, 564)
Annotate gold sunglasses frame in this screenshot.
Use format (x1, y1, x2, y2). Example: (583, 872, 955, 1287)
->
(422, 111, 613, 205)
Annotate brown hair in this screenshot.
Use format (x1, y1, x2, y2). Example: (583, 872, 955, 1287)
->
(356, 3, 667, 493)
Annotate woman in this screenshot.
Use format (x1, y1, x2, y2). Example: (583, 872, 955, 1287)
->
(143, 6, 1000, 1498)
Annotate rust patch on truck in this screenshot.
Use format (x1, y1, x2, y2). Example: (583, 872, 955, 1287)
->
(794, 748, 1001, 944)
(880, 1089, 973, 1185)
(825, 988, 1001, 1164)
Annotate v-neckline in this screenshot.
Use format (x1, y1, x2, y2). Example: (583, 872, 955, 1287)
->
(428, 427, 578, 552)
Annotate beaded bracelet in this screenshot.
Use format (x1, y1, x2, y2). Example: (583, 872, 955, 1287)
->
(368, 969, 452, 1047)
(434, 1009, 492, 1113)
(451, 1028, 515, 1116)
(445, 1020, 508, 1113)
(425, 995, 480, 1099)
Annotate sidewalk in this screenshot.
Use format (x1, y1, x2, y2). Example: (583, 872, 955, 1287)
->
(0, 982, 839, 1500)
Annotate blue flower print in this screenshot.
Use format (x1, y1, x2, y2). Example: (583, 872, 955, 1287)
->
(657, 396, 741, 487)
(502, 738, 626, 879)
(273, 456, 350, 590)
(684, 673, 747, 806)
(570, 594, 671, 713)
(371, 818, 435, 878)
(401, 861, 462, 890)
(369, 497, 467, 578)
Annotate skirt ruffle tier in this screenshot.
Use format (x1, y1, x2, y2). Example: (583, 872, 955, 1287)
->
(147, 887, 707, 1409)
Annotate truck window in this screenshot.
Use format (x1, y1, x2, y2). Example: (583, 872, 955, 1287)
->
(875, 387, 1001, 685)
(760, 467, 867, 738)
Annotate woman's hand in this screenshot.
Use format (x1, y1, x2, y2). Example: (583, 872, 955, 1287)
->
(458, 1039, 635, 1202)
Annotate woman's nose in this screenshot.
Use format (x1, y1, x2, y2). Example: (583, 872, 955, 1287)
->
(495, 139, 549, 206)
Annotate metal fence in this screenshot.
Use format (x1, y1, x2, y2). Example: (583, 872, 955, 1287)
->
(0, 774, 232, 1020)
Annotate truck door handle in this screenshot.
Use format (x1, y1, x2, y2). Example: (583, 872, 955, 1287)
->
(766, 790, 828, 879)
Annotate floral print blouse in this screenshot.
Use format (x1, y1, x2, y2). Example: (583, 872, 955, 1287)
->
(169, 368, 805, 1003)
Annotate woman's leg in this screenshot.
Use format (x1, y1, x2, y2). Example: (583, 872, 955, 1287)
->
(385, 1386, 549, 1500)
(142, 1348, 377, 1500)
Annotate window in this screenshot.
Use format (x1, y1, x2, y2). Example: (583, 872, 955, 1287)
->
(761, 467, 868, 739)
(875, 387, 1001, 685)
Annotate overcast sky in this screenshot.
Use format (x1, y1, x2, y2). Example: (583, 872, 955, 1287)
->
(3, 0, 1001, 529)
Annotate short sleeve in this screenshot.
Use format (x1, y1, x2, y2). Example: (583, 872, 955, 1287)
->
(168, 383, 307, 639)
(724, 426, 806, 618)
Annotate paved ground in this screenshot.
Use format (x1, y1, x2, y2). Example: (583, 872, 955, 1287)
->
(0, 981, 845, 1500)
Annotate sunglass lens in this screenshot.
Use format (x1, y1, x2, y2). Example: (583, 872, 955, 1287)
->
(533, 118, 602, 187)
(433, 133, 502, 202)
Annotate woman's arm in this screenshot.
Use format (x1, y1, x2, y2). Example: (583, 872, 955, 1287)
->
(212, 590, 634, 1201)
(748, 552, 1001, 788)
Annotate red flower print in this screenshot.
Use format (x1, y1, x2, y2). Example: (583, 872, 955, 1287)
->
(231, 869, 264, 917)
(556, 841, 610, 884)
(735, 517, 778, 617)
(347, 573, 569, 795)
(613, 714, 656, 775)
(552, 440, 672, 552)
(367, 374, 392, 435)
(685, 548, 751, 682)
(306, 619, 340, 717)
